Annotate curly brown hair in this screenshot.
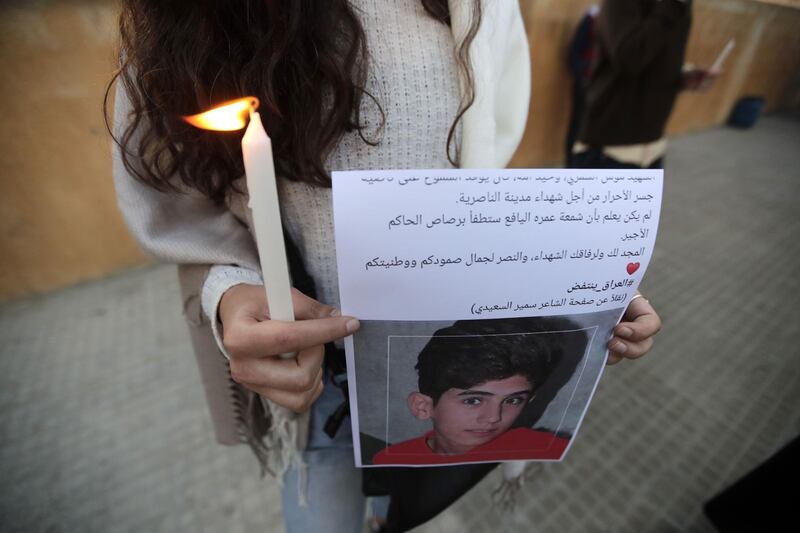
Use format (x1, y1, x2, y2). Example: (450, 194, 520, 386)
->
(106, 0, 481, 205)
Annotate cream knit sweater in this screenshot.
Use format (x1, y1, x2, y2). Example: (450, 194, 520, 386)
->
(201, 0, 463, 344)
(113, 0, 531, 476)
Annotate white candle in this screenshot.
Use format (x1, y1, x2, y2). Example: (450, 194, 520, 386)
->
(241, 111, 295, 327)
(710, 39, 735, 74)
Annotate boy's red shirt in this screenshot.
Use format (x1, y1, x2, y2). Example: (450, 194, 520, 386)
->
(372, 427, 569, 465)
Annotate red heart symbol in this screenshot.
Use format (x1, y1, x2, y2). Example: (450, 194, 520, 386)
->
(626, 262, 640, 275)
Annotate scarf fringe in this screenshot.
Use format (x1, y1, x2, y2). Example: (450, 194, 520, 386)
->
(259, 397, 309, 506)
(230, 378, 273, 476)
(231, 381, 305, 475)
(229, 366, 310, 505)
(492, 461, 545, 510)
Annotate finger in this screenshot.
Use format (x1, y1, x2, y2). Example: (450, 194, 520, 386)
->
(222, 284, 269, 322)
(291, 289, 338, 320)
(228, 315, 359, 358)
(615, 313, 661, 343)
(259, 378, 325, 413)
(606, 352, 624, 365)
(231, 345, 325, 392)
(265, 317, 360, 354)
(608, 336, 654, 360)
(623, 337, 655, 360)
(295, 345, 327, 381)
(616, 300, 661, 342)
(621, 295, 655, 321)
(309, 377, 325, 404)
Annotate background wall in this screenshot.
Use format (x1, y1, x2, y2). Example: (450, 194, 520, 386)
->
(1, 0, 799, 302)
(0, 1, 147, 302)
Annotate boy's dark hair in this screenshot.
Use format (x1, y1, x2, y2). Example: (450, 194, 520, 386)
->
(415, 318, 562, 404)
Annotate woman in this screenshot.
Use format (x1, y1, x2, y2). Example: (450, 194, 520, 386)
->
(108, 1, 660, 530)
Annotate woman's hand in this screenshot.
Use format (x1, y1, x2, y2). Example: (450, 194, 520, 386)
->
(218, 284, 359, 412)
(607, 294, 662, 365)
(682, 66, 718, 92)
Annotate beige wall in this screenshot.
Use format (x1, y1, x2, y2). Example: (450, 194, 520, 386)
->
(667, 0, 800, 133)
(0, 1, 148, 302)
(1, 0, 799, 302)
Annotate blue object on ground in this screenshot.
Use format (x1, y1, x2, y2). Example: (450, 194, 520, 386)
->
(728, 96, 765, 128)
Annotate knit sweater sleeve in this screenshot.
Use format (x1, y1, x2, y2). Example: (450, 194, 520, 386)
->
(600, 0, 690, 77)
(201, 265, 264, 359)
(112, 82, 263, 356)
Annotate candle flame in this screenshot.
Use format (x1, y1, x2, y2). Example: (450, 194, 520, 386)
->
(182, 97, 259, 131)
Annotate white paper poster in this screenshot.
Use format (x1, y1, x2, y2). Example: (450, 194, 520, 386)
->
(332, 168, 662, 467)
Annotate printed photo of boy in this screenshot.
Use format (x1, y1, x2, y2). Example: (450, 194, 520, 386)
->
(372, 319, 574, 465)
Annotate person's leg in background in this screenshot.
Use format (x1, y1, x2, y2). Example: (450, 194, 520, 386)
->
(571, 148, 664, 170)
(565, 80, 587, 167)
(570, 147, 638, 169)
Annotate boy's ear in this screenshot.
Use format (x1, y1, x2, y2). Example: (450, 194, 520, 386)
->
(407, 392, 435, 420)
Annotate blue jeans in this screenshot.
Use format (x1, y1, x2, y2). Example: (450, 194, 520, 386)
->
(280, 373, 389, 533)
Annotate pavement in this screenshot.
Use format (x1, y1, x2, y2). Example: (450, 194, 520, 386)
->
(1, 113, 799, 533)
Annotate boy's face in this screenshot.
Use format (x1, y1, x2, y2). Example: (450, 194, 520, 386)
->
(411, 374, 533, 455)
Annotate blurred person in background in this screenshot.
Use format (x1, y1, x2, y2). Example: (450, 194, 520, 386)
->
(570, 0, 716, 170)
(565, 4, 599, 167)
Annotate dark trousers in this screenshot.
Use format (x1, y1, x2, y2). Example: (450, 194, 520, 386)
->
(565, 80, 586, 167)
(569, 147, 664, 170)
